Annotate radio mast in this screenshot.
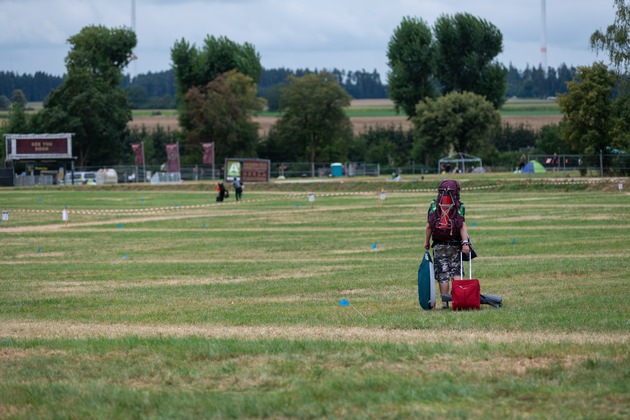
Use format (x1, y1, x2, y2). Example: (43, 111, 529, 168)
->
(540, 0, 548, 75)
(131, 0, 137, 79)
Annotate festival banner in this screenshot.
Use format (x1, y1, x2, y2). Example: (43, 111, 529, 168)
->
(202, 142, 214, 165)
(166, 143, 180, 172)
(131, 143, 144, 165)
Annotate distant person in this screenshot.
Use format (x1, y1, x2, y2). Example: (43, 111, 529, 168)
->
(216, 182, 227, 202)
(233, 178, 243, 201)
(518, 154, 526, 172)
(552, 152, 560, 173)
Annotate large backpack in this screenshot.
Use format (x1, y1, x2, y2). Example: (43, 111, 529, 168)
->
(428, 180, 465, 242)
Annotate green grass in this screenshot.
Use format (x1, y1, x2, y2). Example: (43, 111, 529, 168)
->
(501, 98, 562, 116)
(0, 176, 628, 418)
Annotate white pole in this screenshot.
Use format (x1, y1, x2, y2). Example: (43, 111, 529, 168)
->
(141, 140, 146, 182)
(540, 0, 548, 75)
(131, 0, 137, 79)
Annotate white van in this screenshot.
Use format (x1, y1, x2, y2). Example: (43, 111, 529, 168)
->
(64, 171, 97, 185)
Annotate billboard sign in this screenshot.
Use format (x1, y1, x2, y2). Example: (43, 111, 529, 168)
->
(225, 158, 270, 182)
(5, 133, 73, 161)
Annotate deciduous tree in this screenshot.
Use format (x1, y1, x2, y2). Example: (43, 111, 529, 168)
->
(40, 25, 136, 166)
(558, 63, 628, 156)
(590, 0, 630, 73)
(434, 13, 507, 108)
(182, 70, 264, 164)
(269, 72, 353, 176)
(386, 17, 436, 117)
(412, 91, 500, 166)
(171, 36, 262, 101)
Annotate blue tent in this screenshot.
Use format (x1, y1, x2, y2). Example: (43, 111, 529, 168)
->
(521, 160, 546, 173)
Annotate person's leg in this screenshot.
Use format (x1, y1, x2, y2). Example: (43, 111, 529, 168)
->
(433, 245, 451, 308)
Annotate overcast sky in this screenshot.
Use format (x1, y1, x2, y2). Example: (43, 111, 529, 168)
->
(0, 0, 617, 79)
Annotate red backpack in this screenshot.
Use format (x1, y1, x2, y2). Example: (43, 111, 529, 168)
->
(428, 180, 465, 242)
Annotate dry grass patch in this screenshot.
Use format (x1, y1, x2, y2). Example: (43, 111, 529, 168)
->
(3, 321, 629, 345)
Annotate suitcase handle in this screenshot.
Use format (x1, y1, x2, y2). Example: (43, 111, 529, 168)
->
(459, 251, 472, 280)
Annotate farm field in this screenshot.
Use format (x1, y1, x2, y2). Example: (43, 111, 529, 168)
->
(1, 99, 562, 134)
(128, 98, 563, 135)
(0, 176, 628, 418)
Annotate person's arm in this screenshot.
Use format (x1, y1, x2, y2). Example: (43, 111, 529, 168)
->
(460, 222, 470, 254)
(424, 223, 432, 250)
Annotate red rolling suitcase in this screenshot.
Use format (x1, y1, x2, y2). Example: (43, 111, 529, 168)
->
(451, 251, 480, 310)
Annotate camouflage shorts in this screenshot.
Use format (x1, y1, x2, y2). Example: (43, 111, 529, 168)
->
(433, 243, 464, 283)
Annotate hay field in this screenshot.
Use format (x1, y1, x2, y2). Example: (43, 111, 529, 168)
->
(0, 178, 628, 418)
(128, 99, 562, 135)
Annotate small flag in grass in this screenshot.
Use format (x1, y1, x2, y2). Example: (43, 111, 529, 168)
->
(339, 298, 367, 320)
(37, 248, 41, 253)
(372, 242, 377, 249)
(118, 223, 123, 229)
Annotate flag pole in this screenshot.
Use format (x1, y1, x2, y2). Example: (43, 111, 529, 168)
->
(142, 140, 146, 182)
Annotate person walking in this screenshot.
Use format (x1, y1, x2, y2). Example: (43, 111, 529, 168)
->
(424, 180, 470, 309)
(233, 178, 243, 202)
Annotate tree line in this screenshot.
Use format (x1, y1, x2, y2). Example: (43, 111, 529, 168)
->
(1, 64, 577, 110)
(2, 2, 627, 175)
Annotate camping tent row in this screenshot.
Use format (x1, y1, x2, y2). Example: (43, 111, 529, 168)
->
(438, 153, 483, 174)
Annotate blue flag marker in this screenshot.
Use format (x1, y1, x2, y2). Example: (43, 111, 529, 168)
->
(141, 198, 145, 203)
(122, 254, 128, 259)
(37, 198, 42, 203)
(339, 298, 367, 320)
(118, 223, 123, 229)
(372, 242, 377, 249)
(37, 248, 41, 253)
(512, 238, 517, 245)
(471, 221, 476, 227)
(202, 223, 207, 228)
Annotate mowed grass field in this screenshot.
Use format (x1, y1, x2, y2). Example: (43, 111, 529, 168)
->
(0, 177, 628, 418)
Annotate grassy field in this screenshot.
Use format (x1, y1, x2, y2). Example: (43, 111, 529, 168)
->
(0, 176, 628, 418)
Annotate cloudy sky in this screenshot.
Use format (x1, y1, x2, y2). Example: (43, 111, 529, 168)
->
(0, 0, 617, 79)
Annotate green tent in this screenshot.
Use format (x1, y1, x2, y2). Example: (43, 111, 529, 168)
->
(521, 160, 546, 173)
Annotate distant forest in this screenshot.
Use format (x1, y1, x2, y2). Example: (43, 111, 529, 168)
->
(0, 63, 577, 110)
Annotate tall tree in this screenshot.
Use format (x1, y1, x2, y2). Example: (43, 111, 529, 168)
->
(433, 12, 507, 108)
(387, 17, 436, 117)
(558, 62, 628, 157)
(412, 91, 500, 166)
(171, 35, 263, 162)
(4, 99, 30, 134)
(40, 25, 136, 166)
(270, 72, 353, 176)
(181, 70, 263, 164)
(171, 35, 262, 102)
(590, 0, 630, 73)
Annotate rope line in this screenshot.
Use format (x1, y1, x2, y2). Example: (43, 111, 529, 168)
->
(6, 179, 614, 215)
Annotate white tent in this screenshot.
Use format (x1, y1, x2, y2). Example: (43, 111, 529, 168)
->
(438, 152, 482, 174)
